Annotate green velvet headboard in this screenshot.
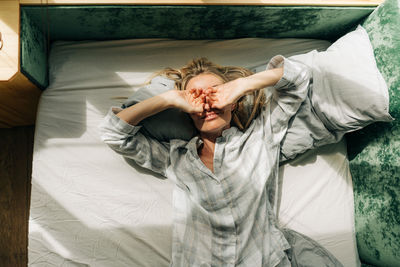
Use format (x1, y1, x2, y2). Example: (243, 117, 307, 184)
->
(20, 2, 399, 266)
(20, 5, 375, 89)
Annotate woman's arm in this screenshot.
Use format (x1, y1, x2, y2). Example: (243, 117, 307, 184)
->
(205, 68, 283, 110)
(206, 55, 311, 145)
(116, 89, 205, 126)
(206, 56, 310, 118)
(265, 55, 312, 144)
(241, 67, 284, 94)
(99, 87, 207, 177)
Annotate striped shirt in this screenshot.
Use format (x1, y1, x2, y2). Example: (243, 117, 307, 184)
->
(99, 55, 311, 267)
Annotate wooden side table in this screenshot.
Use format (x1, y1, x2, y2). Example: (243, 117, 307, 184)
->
(0, 0, 41, 128)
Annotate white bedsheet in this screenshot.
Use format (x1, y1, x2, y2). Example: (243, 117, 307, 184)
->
(29, 38, 359, 267)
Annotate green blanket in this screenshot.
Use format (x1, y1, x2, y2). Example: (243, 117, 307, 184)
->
(347, 0, 400, 266)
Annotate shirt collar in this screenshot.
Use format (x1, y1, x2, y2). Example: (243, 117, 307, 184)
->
(184, 126, 238, 153)
(221, 126, 238, 138)
(184, 135, 201, 151)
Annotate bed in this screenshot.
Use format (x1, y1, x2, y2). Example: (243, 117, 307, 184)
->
(18, 1, 399, 266)
(29, 37, 360, 266)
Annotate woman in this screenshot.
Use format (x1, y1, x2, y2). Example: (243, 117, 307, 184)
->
(99, 56, 343, 266)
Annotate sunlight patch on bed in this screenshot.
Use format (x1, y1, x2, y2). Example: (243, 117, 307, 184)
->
(115, 71, 153, 87)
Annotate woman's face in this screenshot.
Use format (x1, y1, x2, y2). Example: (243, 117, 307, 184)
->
(186, 73, 235, 136)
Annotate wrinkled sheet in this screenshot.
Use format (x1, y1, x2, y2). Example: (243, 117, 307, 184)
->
(29, 38, 359, 267)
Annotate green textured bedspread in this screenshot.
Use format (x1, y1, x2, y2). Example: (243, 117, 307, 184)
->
(347, 0, 400, 266)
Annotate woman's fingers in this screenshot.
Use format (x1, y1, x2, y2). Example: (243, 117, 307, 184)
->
(197, 88, 205, 98)
(186, 86, 231, 111)
(196, 89, 203, 98)
(206, 87, 217, 93)
(207, 94, 218, 101)
(193, 92, 207, 112)
(189, 88, 199, 97)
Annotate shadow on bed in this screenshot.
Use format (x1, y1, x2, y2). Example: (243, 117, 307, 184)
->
(123, 158, 167, 180)
(30, 165, 361, 266)
(346, 122, 395, 162)
(29, 182, 173, 266)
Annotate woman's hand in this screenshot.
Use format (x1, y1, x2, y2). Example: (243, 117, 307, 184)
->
(168, 88, 206, 114)
(204, 78, 247, 110)
(204, 68, 284, 110)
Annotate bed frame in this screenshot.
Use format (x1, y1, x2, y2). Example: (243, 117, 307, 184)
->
(1, 0, 398, 266)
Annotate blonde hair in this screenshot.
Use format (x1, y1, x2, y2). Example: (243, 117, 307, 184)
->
(155, 57, 266, 131)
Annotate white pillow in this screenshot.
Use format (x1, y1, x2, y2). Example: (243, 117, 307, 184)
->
(295, 25, 393, 132)
(277, 25, 394, 161)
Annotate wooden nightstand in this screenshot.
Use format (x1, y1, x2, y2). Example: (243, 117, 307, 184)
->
(0, 1, 42, 128)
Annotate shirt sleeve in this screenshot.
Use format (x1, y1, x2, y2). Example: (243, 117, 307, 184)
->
(263, 55, 311, 144)
(98, 107, 170, 177)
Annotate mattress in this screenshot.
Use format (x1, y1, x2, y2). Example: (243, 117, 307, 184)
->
(28, 38, 360, 267)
